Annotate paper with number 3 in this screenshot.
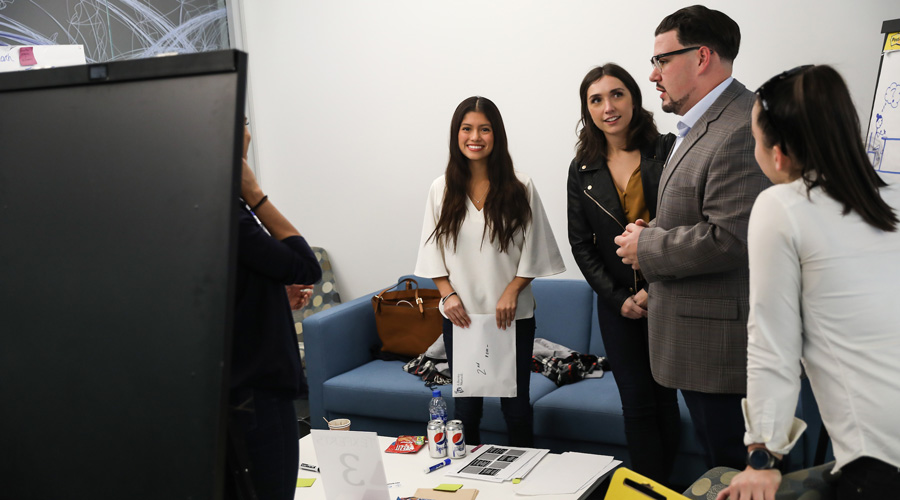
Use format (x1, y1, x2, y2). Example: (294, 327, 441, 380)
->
(310, 430, 389, 500)
(452, 313, 517, 398)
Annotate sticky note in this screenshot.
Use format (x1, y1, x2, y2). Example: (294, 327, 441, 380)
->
(19, 47, 37, 66)
(296, 478, 316, 488)
(435, 483, 463, 492)
(512, 478, 521, 484)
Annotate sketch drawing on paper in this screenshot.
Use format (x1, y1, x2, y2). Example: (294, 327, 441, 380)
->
(868, 80, 900, 174)
(0, 0, 228, 63)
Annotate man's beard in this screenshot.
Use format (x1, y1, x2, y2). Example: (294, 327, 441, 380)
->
(661, 92, 690, 115)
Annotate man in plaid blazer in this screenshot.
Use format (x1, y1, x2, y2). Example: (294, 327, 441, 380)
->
(615, 5, 771, 471)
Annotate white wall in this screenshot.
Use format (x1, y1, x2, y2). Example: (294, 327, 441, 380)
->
(240, 0, 897, 301)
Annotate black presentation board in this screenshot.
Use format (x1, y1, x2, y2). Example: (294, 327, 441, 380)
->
(0, 50, 247, 500)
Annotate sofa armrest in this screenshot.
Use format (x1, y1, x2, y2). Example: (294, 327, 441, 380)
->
(303, 293, 380, 427)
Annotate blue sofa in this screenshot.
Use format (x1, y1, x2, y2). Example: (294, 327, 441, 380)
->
(304, 276, 823, 486)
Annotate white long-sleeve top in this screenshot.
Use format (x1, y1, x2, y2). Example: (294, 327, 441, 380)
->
(414, 172, 565, 319)
(744, 178, 900, 471)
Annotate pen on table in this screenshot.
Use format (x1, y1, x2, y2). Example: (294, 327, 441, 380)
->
(423, 458, 451, 474)
(299, 462, 320, 473)
(471, 444, 483, 453)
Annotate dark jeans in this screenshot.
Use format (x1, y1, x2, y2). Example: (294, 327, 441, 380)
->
(681, 389, 746, 471)
(837, 456, 900, 499)
(597, 298, 681, 484)
(443, 316, 535, 447)
(227, 388, 299, 500)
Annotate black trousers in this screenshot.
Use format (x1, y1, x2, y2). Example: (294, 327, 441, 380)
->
(597, 297, 681, 484)
(226, 388, 299, 500)
(680, 389, 746, 471)
(837, 456, 900, 499)
(443, 316, 535, 447)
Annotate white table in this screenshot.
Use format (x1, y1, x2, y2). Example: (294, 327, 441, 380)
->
(294, 434, 614, 500)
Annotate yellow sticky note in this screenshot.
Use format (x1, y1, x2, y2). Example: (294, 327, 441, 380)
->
(296, 478, 316, 488)
(512, 478, 521, 484)
(435, 483, 463, 491)
(886, 32, 900, 52)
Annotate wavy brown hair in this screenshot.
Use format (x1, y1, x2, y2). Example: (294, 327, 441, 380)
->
(755, 65, 897, 231)
(429, 96, 531, 252)
(575, 64, 660, 165)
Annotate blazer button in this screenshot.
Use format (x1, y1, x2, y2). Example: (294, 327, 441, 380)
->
(581, 165, 586, 170)
(629, 288, 635, 293)
(587, 185, 592, 190)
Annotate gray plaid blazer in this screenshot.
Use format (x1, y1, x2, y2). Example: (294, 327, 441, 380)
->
(637, 79, 772, 394)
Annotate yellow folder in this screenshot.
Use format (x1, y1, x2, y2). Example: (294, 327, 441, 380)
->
(605, 468, 689, 500)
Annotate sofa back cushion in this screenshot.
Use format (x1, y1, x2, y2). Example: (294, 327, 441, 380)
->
(531, 279, 594, 354)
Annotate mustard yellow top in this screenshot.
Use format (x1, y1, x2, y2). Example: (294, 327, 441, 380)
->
(615, 166, 649, 223)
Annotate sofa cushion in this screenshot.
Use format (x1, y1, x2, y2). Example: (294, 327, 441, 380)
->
(532, 279, 594, 354)
(532, 373, 704, 455)
(323, 360, 445, 422)
(475, 373, 560, 434)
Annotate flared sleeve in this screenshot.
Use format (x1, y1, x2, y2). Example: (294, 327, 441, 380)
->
(516, 174, 566, 278)
(414, 176, 450, 278)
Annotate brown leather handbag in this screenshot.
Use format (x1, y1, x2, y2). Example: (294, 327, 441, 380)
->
(372, 278, 443, 357)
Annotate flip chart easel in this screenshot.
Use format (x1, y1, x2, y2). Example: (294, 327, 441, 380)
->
(0, 45, 86, 73)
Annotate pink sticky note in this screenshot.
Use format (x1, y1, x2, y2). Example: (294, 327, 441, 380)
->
(19, 47, 37, 66)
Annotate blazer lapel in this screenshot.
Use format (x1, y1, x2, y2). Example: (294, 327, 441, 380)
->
(658, 79, 748, 198)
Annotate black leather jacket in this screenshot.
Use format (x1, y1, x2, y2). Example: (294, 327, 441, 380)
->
(566, 133, 675, 311)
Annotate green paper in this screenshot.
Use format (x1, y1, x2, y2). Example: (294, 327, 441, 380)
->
(435, 483, 463, 492)
(296, 478, 316, 488)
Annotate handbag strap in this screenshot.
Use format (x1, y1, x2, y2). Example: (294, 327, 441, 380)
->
(373, 278, 425, 315)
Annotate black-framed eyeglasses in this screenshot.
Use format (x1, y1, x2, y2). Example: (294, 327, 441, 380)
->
(244, 116, 250, 126)
(755, 65, 814, 154)
(650, 46, 701, 72)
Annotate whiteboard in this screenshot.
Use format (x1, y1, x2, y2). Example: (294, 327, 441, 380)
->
(866, 33, 900, 175)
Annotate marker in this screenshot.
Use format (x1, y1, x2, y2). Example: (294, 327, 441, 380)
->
(470, 444, 483, 453)
(299, 463, 320, 473)
(423, 458, 451, 474)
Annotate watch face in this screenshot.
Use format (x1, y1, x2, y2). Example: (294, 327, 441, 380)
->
(748, 449, 773, 469)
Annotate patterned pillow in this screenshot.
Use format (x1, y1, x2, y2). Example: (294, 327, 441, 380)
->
(292, 246, 341, 337)
(682, 462, 837, 500)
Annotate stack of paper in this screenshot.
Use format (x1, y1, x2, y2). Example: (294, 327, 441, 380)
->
(513, 452, 620, 496)
(445, 446, 549, 483)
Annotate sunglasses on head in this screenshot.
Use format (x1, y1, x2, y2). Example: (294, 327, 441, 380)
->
(755, 65, 814, 154)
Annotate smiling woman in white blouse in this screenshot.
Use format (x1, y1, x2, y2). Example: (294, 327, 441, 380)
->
(414, 96, 565, 447)
(718, 65, 900, 500)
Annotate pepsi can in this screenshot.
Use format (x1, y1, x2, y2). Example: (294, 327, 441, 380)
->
(427, 419, 447, 458)
(446, 419, 466, 459)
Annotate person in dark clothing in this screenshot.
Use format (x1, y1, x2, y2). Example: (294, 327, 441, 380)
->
(566, 63, 680, 484)
(227, 122, 322, 500)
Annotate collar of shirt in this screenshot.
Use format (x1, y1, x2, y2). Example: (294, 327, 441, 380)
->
(678, 76, 734, 129)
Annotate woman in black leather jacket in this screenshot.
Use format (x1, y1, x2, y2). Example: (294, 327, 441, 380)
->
(566, 63, 680, 484)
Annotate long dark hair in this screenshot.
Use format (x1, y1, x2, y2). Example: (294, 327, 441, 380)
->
(429, 96, 531, 252)
(755, 65, 897, 231)
(575, 64, 660, 165)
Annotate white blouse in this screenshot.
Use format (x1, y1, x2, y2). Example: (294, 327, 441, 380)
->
(414, 172, 565, 319)
(744, 178, 900, 471)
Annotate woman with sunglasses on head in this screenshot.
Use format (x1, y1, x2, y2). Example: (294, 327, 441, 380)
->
(415, 96, 565, 446)
(566, 64, 680, 484)
(717, 65, 900, 500)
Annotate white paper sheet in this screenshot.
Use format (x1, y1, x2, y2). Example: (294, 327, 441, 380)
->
(446, 445, 548, 483)
(310, 430, 390, 500)
(452, 314, 517, 398)
(514, 452, 620, 496)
